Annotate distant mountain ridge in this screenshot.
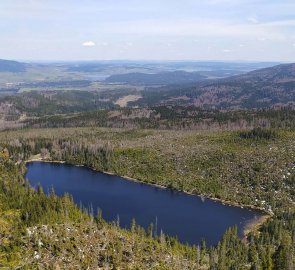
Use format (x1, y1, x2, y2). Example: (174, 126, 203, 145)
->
(178, 63, 295, 109)
(234, 63, 295, 82)
(0, 59, 26, 72)
(105, 71, 207, 85)
(0, 59, 294, 110)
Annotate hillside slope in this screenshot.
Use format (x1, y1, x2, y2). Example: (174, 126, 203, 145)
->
(133, 63, 295, 109)
(105, 71, 207, 85)
(0, 59, 26, 72)
(187, 63, 295, 109)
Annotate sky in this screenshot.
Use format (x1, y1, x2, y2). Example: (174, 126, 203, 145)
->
(1, 0, 295, 62)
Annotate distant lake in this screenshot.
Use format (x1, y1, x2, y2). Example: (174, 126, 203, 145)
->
(26, 162, 262, 246)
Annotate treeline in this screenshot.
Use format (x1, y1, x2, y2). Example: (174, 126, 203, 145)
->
(23, 107, 295, 131)
(2, 91, 295, 131)
(0, 88, 147, 119)
(1, 90, 116, 117)
(239, 128, 277, 140)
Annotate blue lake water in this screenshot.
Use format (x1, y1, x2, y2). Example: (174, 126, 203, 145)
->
(26, 162, 262, 246)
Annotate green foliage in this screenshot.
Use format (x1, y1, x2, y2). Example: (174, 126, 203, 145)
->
(19, 106, 295, 132)
(0, 127, 295, 268)
(0, 160, 202, 269)
(239, 128, 277, 140)
(216, 226, 248, 270)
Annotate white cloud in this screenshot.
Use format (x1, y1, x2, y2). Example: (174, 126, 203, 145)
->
(82, 41, 96, 47)
(247, 17, 258, 24)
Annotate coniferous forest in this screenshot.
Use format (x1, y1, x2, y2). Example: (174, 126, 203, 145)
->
(0, 124, 294, 269)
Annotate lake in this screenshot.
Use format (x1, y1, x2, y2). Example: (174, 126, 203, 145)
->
(26, 162, 262, 246)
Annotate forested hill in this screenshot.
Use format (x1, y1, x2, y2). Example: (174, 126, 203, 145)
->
(105, 71, 207, 85)
(186, 63, 295, 109)
(137, 63, 295, 109)
(241, 63, 295, 81)
(0, 59, 26, 72)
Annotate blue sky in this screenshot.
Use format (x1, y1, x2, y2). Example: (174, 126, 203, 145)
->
(1, 0, 295, 61)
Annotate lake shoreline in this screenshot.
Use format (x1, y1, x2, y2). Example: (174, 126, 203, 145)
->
(25, 157, 271, 238)
(243, 215, 270, 240)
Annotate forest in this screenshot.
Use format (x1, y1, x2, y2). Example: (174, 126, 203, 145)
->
(0, 126, 294, 269)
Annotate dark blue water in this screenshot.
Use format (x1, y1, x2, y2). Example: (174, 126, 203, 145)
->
(26, 162, 261, 246)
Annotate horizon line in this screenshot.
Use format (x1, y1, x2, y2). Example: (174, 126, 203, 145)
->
(1, 58, 286, 64)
